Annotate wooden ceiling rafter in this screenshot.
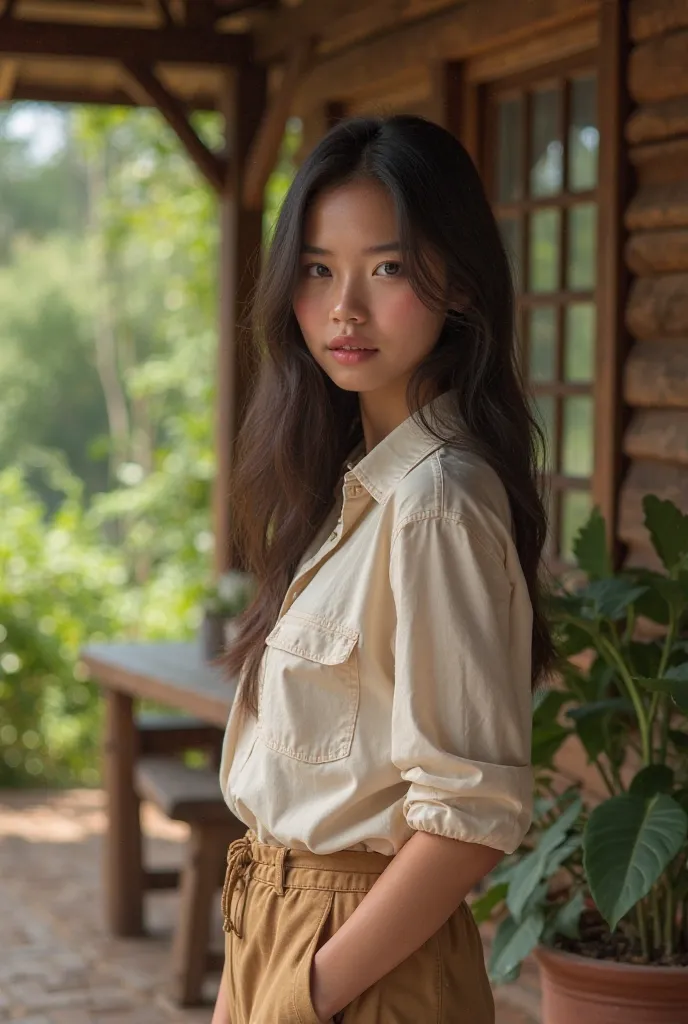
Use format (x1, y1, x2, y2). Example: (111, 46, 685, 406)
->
(242, 33, 314, 210)
(0, 18, 252, 64)
(121, 60, 228, 192)
(0, 58, 18, 99)
(153, 0, 175, 27)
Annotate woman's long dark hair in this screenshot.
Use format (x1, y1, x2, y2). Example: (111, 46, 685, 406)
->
(224, 115, 555, 716)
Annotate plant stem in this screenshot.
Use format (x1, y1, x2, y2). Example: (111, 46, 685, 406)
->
(592, 756, 616, 796)
(658, 606, 677, 764)
(637, 900, 650, 960)
(664, 884, 674, 956)
(651, 887, 662, 953)
(598, 634, 651, 764)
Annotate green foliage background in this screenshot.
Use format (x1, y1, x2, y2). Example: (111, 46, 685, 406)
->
(0, 103, 300, 787)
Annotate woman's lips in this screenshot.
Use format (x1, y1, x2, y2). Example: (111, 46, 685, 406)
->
(329, 347, 379, 365)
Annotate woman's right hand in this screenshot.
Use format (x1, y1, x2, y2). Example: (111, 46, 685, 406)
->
(211, 964, 230, 1024)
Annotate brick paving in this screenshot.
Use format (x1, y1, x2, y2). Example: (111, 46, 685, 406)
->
(0, 789, 541, 1023)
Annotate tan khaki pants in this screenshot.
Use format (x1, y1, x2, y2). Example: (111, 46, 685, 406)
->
(221, 829, 494, 1024)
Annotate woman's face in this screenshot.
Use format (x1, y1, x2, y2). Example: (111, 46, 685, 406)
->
(292, 179, 445, 404)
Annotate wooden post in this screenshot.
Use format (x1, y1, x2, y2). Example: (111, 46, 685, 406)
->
(594, 0, 632, 564)
(215, 65, 267, 574)
(103, 689, 144, 936)
(428, 61, 482, 170)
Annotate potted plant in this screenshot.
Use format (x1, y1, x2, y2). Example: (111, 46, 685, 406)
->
(473, 495, 688, 1023)
(200, 569, 255, 661)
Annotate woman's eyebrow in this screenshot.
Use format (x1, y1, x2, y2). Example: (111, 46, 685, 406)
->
(301, 242, 401, 255)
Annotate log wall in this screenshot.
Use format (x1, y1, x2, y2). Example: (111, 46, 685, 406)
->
(620, 0, 688, 566)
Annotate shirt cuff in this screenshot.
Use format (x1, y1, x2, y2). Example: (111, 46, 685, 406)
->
(402, 763, 533, 855)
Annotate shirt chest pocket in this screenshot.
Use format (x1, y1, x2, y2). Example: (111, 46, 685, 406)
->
(258, 613, 360, 764)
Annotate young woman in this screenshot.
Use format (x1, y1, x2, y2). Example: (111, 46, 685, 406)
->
(213, 114, 554, 1024)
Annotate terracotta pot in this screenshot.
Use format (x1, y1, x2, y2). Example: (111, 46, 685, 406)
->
(535, 945, 688, 1024)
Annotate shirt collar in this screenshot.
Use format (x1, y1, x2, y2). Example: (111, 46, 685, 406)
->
(344, 391, 461, 505)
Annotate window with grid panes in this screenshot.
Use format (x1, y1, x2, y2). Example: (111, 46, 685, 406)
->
(487, 68, 599, 566)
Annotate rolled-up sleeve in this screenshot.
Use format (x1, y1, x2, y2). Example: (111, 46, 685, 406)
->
(389, 511, 533, 854)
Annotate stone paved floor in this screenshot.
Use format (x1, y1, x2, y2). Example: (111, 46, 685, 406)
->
(0, 789, 541, 1023)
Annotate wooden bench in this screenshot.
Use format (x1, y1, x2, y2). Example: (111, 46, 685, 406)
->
(135, 755, 246, 1005)
(135, 711, 224, 765)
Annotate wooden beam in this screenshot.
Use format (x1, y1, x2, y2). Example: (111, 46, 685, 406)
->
(0, 19, 251, 65)
(256, 0, 461, 63)
(154, 0, 175, 27)
(12, 79, 219, 110)
(242, 36, 314, 211)
(593, 0, 632, 563)
(215, 65, 267, 574)
(1, 0, 19, 19)
(257, 0, 596, 64)
(121, 62, 227, 193)
(426, 60, 483, 171)
(0, 58, 18, 100)
(291, 0, 598, 110)
(19, 2, 159, 27)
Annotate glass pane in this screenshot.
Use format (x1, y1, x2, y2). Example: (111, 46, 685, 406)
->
(497, 97, 524, 203)
(529, 307, 557, 381)
(532, 394, 555, 471)
(529, 209, 560, 292)
(569, 77, 599, 192)
(530, 89, 563, 197)
(565, 303, 596, 382)
(561, 490, 593, 563)
(562, 396, 594, 477)
(567, 203, 596, 291)
(498, 217, 522, 290)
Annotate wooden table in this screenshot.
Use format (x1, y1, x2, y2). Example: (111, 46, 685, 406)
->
(81, 642, 237, 937)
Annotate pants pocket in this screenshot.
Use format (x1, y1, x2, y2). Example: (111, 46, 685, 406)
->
(292, 890, 335, 1024)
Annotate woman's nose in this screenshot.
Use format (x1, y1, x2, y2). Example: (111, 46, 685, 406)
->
(331, 281, 367, 324)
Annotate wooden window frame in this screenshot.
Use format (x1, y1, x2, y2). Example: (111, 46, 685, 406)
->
(448, 16, 629, 571)
(482, 55, 599, 571)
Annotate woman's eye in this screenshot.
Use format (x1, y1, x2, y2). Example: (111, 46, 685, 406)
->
(374, 261, 402, 277)
(305, 263, 331, 278)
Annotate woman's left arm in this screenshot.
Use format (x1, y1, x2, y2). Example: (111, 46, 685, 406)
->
(311, 830, 503, 1021)
(313, 510, 535, 1021)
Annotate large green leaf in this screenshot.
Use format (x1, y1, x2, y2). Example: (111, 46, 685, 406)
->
(507, 799, 582, 921)
(488, 912, 545, 984)
(567, 698, 634, 722)
(643, 495, 688, 573)
(486, 854, 522, 886)
(470, 883, 508, 925)
(567, 698, 632, 762)
(573, 506, 611, 579)
(629, 765, 675, 799)
(552, 889, 586, 940)
(558, 622, 595, 657)
(581, 579, 648, 621)
(635, 666, 688, 712)
(531, 722, 571, 767)
(584, 793, 688, 930)
(532, 688, 570, 723)
(544, 834, 583, 874)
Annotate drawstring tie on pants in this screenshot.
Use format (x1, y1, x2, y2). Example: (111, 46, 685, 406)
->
(221, 834, 254, 938)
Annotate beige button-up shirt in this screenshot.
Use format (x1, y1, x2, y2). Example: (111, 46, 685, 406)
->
(219, 392, 534, 856)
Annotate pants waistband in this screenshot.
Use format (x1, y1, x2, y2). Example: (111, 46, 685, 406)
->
(221, 829, 393, 939)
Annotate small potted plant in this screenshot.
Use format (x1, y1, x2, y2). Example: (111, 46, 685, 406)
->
(473, 495, 688, 1023)
(200, 570, 255, 661)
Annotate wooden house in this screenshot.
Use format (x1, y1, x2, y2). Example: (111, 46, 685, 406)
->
(2, 0, 687, 791)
